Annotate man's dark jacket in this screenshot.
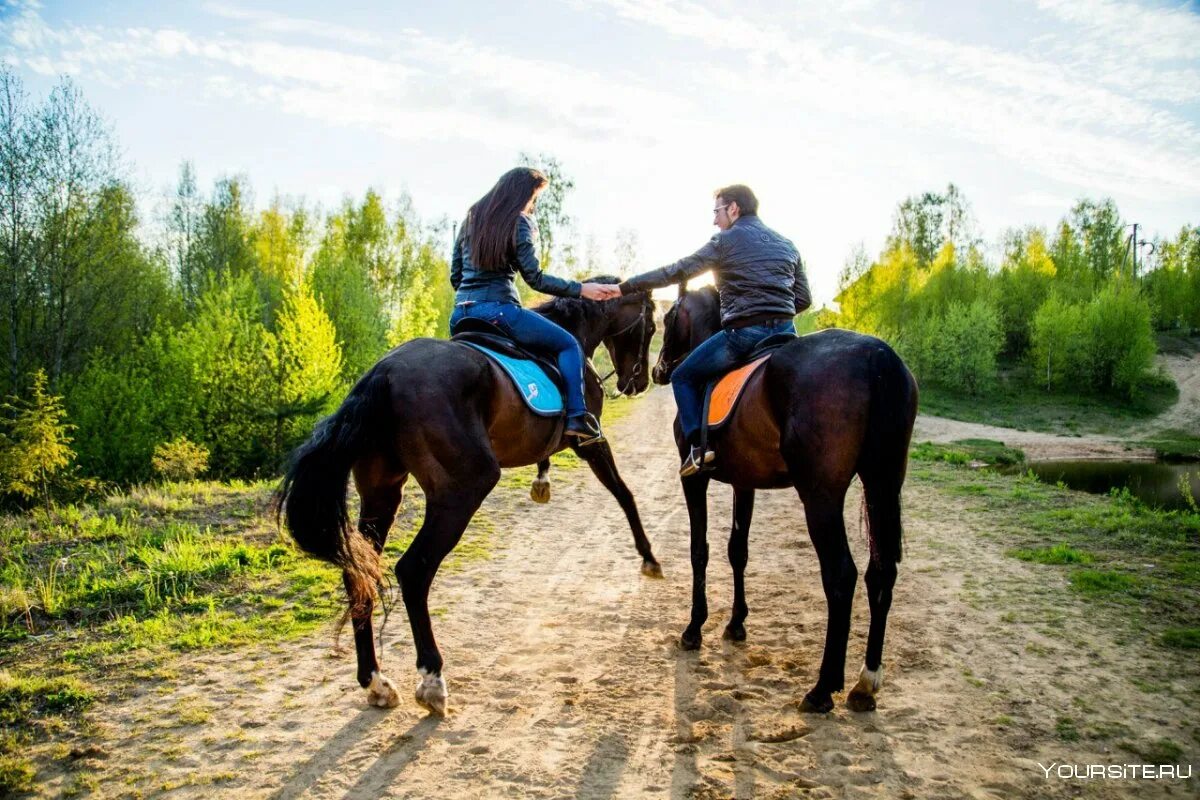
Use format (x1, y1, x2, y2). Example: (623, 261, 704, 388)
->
(452, 214, 581, 304)
(618, 215, 810, 327)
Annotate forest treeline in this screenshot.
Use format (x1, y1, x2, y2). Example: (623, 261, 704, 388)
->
(823, 185, 1198, 399)
(0, 70, 454, 493)
(0, 70, 1196, 500)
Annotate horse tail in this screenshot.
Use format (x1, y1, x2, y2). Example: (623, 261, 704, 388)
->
(275, 367, 393, 612)
(859, 342, 918, 564)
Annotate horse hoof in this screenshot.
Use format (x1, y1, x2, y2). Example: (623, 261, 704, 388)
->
(641, 560, 663, 578)
(799, 691, 834, 714)
(846, 689, 877, 712)
(679, 630, 702, 651)
(845, 665, 882, 712)
(415, 670, 448, 716)
(366, 672, 400, 709)
(722, 623, 746, 642)
(530, 480, 550, 504)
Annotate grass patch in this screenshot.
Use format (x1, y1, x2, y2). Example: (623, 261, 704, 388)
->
(1055, 716, 1081, 741)
(1009, 544, 1093, 565)
(0, 754, 35, 796)
(911, 439, 1025, 467)
(1070, 570, 1139, 596)
(1121, 737, 1185, 763)
(0, 672, 95, 795)
(1160, 628, 1200, 650)
(1140, 429, 1200, 463)
(919, 365, 1177, 436)
(915, 456, 1200, 644)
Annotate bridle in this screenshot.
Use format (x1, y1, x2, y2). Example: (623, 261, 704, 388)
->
(653, 296, 690, 379)
(595, 294, 654, 396)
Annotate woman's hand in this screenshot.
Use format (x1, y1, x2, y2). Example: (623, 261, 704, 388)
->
(580, 283, 622, 301)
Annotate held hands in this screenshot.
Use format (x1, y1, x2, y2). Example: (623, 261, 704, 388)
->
(580, 283, 623, 301)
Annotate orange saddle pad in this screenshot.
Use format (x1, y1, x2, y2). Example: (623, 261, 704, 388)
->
(707, 356, 771, 428)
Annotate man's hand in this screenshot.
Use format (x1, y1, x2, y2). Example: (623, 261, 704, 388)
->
(580, 283, 622, 301)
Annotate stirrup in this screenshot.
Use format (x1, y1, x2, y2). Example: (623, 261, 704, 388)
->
(679, 445, 715, 477)
(563, 413, 604, 447)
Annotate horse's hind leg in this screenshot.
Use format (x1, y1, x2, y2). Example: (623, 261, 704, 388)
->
(575, 440, 661, 577)
(723, 487, 754, 642)
(348, 465, 408, 708)
(797, 491, 857, 714)
(530, 458, 551, 503)
(846, 481, 902, 712)
(396, 461, 499, 715)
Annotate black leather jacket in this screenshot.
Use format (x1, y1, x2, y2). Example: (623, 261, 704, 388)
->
(618, 216, 810, 327)
(451, 214, 581, 305)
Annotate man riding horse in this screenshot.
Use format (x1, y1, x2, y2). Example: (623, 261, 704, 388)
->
(597, 184, 810, 475)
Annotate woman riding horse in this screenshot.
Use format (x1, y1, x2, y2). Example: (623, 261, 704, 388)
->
(277, 198, 660, 713)
(452, 166, 614, 444)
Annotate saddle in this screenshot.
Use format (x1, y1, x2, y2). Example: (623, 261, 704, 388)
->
(699, 332, 797, 447)
(450, 318, 566, 417)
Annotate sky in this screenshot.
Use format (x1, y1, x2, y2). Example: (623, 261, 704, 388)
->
(1, 0, 1198, 305)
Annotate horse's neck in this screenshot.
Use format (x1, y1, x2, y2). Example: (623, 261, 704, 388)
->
(691, 295, 723, 346)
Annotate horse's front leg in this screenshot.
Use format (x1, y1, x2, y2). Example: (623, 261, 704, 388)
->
(680, 473, 711, 649)
(723, 486, 754, 642)
(530, 458, 551, 503)
(575, 440, 662, 577)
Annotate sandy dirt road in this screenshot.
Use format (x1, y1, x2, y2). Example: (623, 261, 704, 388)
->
(76, 387, 1198, 799)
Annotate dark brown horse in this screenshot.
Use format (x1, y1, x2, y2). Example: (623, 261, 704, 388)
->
(278, 281, 659, 714)
(654, 284, 918, 713)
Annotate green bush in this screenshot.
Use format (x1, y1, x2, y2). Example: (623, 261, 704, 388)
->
(1029, 294, 1087, 390)
(1083, 280, 1155, 398)
(933, 300, 1003, 394)
(0, 370, 76, 506)
(151, 437, 210, 482)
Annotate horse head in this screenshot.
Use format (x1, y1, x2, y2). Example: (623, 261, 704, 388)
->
(652, 283, 721, 385)
(601, 284, 656, 396)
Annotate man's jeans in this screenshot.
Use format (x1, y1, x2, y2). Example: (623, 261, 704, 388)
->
(451, 300, 587, 418)
(671, 318, 796, 442)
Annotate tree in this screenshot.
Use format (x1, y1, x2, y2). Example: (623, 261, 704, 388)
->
(0, 67, 37, 396)
(267, 284, 342, 464)
(613, 228, 640, 277)
(889, 183, 977, 268)
(0, 369, 75, 505)
(168, 160, 203, 308)
(1029, 295, 1086, 390)
(194, 176, 256, 291)
(996, 227, 1056, 355)
(310, 209, 388, 383)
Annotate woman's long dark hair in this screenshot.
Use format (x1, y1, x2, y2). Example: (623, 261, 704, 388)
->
(466, 167, 547, 271)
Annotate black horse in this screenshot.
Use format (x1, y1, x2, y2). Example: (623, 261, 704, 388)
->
(278, 280, 659, 714)
(654, 284, 918, 713)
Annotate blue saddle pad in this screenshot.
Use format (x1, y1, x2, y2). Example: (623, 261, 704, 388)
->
(461, 342, 564, 417)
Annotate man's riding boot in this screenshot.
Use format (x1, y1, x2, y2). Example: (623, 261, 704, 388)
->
(564, 412, 604, 446)
(679, 441, 715, 477)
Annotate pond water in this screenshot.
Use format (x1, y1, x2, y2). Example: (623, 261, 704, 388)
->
(1021, 460, 1200, 511)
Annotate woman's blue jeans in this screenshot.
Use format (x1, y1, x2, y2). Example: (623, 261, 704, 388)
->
(451, 300, 587, 418)
(671, 318, 796, 442)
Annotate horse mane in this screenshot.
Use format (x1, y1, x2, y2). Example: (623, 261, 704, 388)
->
(686, 285, 722, 336)
(533, 275, 625, 333)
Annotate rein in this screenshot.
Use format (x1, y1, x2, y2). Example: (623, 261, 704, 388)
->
(595, 296, 653, 397)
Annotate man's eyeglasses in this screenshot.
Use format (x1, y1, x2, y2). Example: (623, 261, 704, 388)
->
(712, 204, 729, 215)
